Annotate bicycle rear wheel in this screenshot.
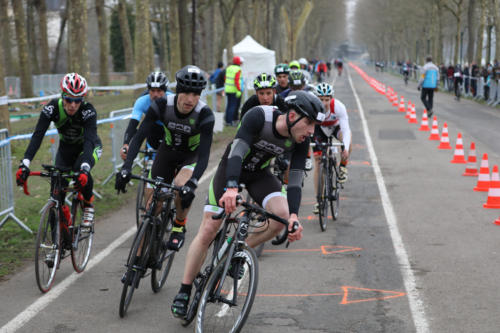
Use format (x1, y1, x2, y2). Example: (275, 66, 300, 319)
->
(119, 219, 153, 317)
(71, 197, 94, 273)
(35, 202, 61, 293)
(151, 201, 176, 293)
(196, 246, 258, 333)
(135, 176, 147, 227)
(318, 164, 329, 232)
(330, 164, 341, 221)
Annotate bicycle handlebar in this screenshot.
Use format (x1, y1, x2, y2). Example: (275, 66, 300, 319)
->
(130, 174, 183, 193)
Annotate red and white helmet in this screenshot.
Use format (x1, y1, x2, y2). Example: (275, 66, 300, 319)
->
(60, 73, 88, 97)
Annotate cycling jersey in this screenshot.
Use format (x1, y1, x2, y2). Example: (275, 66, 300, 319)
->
(240, 93, 288, 119)
(24, 98, 100, 168)
(208, 106, 308, 215)
(124, 94, 215, 182)
(420, 62, 439, 89)
(315, 98, 351, 151)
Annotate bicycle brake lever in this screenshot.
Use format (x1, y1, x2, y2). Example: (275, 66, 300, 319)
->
(285, 221, 300, 248)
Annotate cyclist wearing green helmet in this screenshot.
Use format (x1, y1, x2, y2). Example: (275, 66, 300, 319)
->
(240, 73, 287, 119)
(279, 70, 307, 98)
(275, 63, 290, 94)
(289, 60, 300, 70)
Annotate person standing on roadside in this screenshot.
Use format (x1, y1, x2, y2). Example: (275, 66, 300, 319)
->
(418, 56, 439, 118)
(224, 56, 244, 126)
(210, 62, 224, 113)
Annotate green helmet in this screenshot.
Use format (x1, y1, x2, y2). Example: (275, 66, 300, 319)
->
(289, 60, 300, 70)
(288, 70, 305, 87)
(274, 63, 290, 75)
(253, 73, 277, 90)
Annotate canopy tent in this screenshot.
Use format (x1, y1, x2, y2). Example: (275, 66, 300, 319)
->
(232, 35, 276, 89)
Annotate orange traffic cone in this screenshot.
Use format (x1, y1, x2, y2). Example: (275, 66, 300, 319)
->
(437, 122, 452, 149)
(408, 105, 418, 124)
(392, 93, 399, 106)
(450, 133, 466, 163)
(462, 142, 478, 176)
(428, 116, 440, 140)
(474, 153, 490, 192)
(494, 216, 500, 225)
(398, 96, 406, 112)
(405, 101, 411, 118)
(419, 110, 430, 131)
(483, 165, 500, 208)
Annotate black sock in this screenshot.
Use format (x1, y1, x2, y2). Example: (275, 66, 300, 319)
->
(179, 283, 192, 295)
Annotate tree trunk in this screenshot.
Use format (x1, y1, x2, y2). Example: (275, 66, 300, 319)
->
(95, 0, 109, 85)
(27, 0, 40, 74)
(0, 0, 13, 76)
(11, 0, 33, 97)
(486, 22, 493, 64)
(492, 0, 500, 62)
(282, 0, 313, 59)
(52, 6, 68, 73)
(35, 0, 50, 72)
(169, 0, 181, 72)
(454, 16, 461, 65)
(476, 0, 486, 65)
(134, 0, 152, 84)
(0, 40, 9, 132)
(436, 1, 444, 65)
(68, 0, 90, 78)
(191, 0, 196, 65)
(118, 0, 134, 74)
(467, 0, 476, 65)
(216, 0, 240, 64)
(178, 0, 191, 66)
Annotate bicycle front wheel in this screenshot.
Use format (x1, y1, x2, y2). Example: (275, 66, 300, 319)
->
(330, 164, 341, 221)
(71, 198, 94, 273)
(151, 202, 176, 293)
(135, 177, 146, 227)
(35, 202, 61, 293)
(318, 163, 329, 232)
(196, 246, 258, 333)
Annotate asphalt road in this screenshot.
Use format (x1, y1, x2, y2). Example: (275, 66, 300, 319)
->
(1, 63, 499, 333)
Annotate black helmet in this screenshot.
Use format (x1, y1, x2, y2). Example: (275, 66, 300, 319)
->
(274, 63, 290, 75)
(175, 65, 207, 94)
(146, 71, 169, 91)
(288, 70, 306, 87)
(284, 91, 325, 123)
(253, 73, 277, 90)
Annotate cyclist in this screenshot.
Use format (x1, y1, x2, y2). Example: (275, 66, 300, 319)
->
(289, 60, 301, 71)
(240, 73, 287, 120)
(170, 91, 325, 318)
(274, 63, 290, 95)
(402, 62, 410, 85)
(336, 59, 343, 76)
(120, 71, 173, 160)
(453, 64, 464, 101)
(312, 83, 351, 214)
(16, 73, 102, 228)
(115, 65, 214, 252)
(298, 57, 312, 83)
(280, 70, 307, 98)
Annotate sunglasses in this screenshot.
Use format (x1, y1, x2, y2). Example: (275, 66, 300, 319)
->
(64, 96, 83, 104)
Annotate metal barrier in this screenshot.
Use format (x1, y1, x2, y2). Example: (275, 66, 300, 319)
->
(493, 81, 500, 106)
(0, 129, 32, 233)
(487, 80, 499, 106)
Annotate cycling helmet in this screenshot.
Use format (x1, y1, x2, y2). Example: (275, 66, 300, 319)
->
(275, 63, 290, 75)
(284, 91, 325, 135)
(146, 71, 169, 91)
(175, 65, 207, 94)
(288, 70, 306, 87)
(315, 82, 333, 97)
(60, 73, 88, 97)
(298, 58, 308, 66)
(289, 60, 300, 70)
(253, 73, 277, 90)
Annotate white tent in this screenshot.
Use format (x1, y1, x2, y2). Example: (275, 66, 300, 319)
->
(232, 35, 276, 89)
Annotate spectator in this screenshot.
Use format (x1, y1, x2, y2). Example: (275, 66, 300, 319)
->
(471, 63, 479, 96)
(440, 64, 447, 88)
(447, 65, 455, 91)
(210, 61, 224, 112)
(418, 56, 439, 118)
(224, 56, 244, 126)
(463, 64, 470, 94)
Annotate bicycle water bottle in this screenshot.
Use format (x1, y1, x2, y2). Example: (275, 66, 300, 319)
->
(217, 236, 232, 262)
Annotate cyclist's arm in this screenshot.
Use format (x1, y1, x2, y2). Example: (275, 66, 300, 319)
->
(123, 96, 149, 145)
(123, 103, 160, 170)
(23, 103, 54, 162)
(191, 108, 215, 182)
(226, 107, 265, 184)
(334, 100, 351, 151)
(80, 107, 98, 169)
(287, 138, 309, 215)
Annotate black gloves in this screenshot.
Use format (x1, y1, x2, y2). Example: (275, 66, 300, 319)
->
(180, 179, 197, 209)
(115, 169, 131, 193)
(16, 162, 30, 186)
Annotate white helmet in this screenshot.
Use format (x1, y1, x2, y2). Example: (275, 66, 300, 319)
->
(298, 58, 308, 66)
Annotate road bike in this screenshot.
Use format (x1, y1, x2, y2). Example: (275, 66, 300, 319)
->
(135, 148, 156, 227)
(119, 174, 182, 317)
(312, 138, 344, 231)
(181, 196, 297, 332)
(403, 71, 409, 86)
(22, 164, 94, 293)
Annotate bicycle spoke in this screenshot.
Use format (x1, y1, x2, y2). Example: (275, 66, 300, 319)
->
(35, 203, 60, 293)
(71, 199, 93, 273)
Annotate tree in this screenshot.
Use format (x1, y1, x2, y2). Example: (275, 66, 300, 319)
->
(443, 0, 465, 65)
(217, 0, 241, 62)
(492, 0, 500, 62)
(169, 0, 181, 72)
(134, 0, 153, 84)
(0, 0, 13, 76)
(26, 0, 40, 74)
(11, 0, 33, 97)
(0, 40, 9, 132)
(118, 0, 134, 74)
(95, 0, 109, 85)
(466, 0, 476, 65)
(476, 0, 486, 65)
(34, 0, 50, 72)
(178, 0, 192, 66)
(67, 0, 90, 78)
(52, 5, 67, 73)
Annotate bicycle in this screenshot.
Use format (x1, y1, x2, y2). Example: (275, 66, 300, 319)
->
(119, 174, 182, 318)
(403, 71, 409, 86)
(22, 164, 94, 293)
(135, 148, 156, 227)
(181, 196, 297, 332)
(311, 138, 344, 231)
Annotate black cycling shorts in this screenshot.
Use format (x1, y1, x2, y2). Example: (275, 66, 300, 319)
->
(149, 141, 197, 185)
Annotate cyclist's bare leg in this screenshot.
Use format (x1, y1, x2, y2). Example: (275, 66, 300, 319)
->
(173, 167, 193, 221)
(181, 211, 223, 284)
(246, 196, 289, 248)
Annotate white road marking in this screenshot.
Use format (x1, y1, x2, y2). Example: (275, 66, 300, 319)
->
(346, 66, 430, 333)
(0, 165, 218, 333)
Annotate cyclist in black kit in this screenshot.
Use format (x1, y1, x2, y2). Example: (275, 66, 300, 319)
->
(171, 91, 325, 318)
(16, 73, 102, 228)
(274, 63, 290, 95)
(115, 65, 215, 252)
(240, 73, 288, 120)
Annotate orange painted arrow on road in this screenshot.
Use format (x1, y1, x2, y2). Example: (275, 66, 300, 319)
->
(263, 245, 362, 254)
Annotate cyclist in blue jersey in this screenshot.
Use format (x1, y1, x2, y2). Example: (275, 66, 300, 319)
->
(418, 56, 439, 118)
(120, 72, 173, 160)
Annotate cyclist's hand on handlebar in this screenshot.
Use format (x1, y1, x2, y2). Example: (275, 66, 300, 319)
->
(218, 188, 239, 214)
(287, 214, 303, 243)
(341, 150, 349, 160)
(115, 169, 131, 194)
(120, 144, 128, 161)
(16, 161, 30, 186)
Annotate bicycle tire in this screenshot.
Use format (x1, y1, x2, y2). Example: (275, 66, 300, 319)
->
(71, 197, 94, 273)
(151, 200, 176, 293)
(330, 161, 340, 221)
(318, 163, 329, 232)
(135, 176, 147, 228)
(35, 202, 61, 293)
(119, 219, 153, 317)
(196, 246, 258, 333)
